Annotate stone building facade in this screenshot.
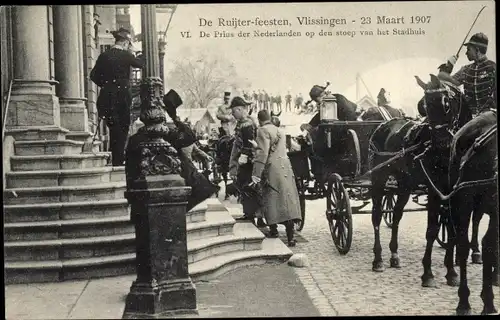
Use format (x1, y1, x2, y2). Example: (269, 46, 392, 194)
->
(1, 5, 133, 142)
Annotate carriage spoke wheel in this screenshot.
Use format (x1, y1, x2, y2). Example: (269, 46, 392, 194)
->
(326, 178, 353, 255)
(382, 193, 397, 229)
(436, 208, 449, 249)
(295, 179, 306, 231)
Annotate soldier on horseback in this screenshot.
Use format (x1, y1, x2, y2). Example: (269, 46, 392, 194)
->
(438, 33, 496, 117)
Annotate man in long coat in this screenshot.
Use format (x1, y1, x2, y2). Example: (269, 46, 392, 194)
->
(251, 110, 302, 247)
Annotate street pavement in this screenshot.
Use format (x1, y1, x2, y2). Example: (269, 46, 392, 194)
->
(242, 195, 499, 316)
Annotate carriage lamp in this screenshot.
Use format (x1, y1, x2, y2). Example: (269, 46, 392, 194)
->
(320, 92, 338, 121)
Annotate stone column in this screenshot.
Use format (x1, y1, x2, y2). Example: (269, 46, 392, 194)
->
(53, 5, 89, 133)
(122, 5, 197, 318)
(6, 6, 61, 130)
(158, 39, 166, 84)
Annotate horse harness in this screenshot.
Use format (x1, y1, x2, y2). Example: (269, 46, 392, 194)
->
(419, 120, 497, 202)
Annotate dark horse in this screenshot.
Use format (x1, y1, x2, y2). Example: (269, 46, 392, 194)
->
(448, 110, 498, 315)
(368, 75, 470, 288)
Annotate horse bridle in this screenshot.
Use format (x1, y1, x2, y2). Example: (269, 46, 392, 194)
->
(423, 87, 458, 151)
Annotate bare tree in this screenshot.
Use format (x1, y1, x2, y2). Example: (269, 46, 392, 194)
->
(166, 49, 250, 109)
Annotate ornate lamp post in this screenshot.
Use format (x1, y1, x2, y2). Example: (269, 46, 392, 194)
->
(123, 4, 197, 318)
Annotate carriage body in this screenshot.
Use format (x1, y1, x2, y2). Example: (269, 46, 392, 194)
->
(314, 120, 383, 178)
(287, 120, 383, 182)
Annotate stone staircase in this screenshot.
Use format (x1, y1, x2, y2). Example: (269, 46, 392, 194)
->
(4, 127, 293, 285)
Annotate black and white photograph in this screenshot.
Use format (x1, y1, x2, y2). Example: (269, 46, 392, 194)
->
(2, 1, 498, 318)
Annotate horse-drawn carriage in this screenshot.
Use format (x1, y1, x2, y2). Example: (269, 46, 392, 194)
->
(285, 86, 439, 255)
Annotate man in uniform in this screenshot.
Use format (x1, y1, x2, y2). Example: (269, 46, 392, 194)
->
(91, 27, 145, 166)
(216, 91, 236, 136)
(285, 91, 292, 112)
(438, 32, 496, 116)
(228, 96, 260, 223)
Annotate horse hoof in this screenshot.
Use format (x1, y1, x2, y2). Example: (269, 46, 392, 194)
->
(421, 277, 438, 288)
(446, 275, 460, 287)
(471, 252, 483, 264)
(456, 307, 472, 316)
(372, 261, 385, 272)
(481, 306, 498, 315)
(390, 257, 401, 269)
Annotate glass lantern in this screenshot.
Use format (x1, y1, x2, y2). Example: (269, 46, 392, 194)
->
(320, 92, 338, 121)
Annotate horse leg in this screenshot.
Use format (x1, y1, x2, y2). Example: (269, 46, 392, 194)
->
(453, 193, 473, 316)
(421, 193, 441, 288)
(470, 208, 484, 264)
(444, 205, 459, 287)
(480, 207, 498, 315)
(388, 177, 410, 269)
(371, 176, 386, 272)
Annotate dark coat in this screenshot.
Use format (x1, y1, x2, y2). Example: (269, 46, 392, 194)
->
(91, 47, 144, 121)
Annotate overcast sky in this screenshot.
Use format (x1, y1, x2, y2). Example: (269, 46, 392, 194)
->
(129, 1, 495, 116)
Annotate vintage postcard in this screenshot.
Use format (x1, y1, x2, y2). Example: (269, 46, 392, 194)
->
(2, 1, 498, 318)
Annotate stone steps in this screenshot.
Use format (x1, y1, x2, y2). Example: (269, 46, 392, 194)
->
(4, 182, 127, 204)
(14, 139, 100, 156)
(4, 198, 129, 222)
(187, 222, 264, 264)
(4, 254, 136, 284)
(4, 215, 134, 241)
(4, 233, 136, 262)
(5, 166, 125, 188)
(186, 209, 236, 242)
(190, 237, 293, 282)
(4, 197, 294, 285)
(10, 153, 110, 171)
(66, 131, 93, 142)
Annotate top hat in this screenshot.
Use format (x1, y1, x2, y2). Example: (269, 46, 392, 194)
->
(162, 89, 183, 120)
(224, 92, 231, 98)
(228, 96, 252, 109)
(111, 27, 132, 41)
(463, 32, 488, 48)
(309, 85, 327, 101)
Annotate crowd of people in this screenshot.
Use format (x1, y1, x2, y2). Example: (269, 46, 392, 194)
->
(240, 89, 310, 114)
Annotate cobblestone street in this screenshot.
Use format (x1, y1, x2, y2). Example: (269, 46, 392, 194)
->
(284, 197, 499, 316)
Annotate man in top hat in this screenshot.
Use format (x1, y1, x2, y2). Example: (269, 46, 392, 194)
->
(438, 32, 496, 116)
(216, 91, 236, 136)
(160, 89, 220, 211)
(228, 96, 260, 223)
(91, 27, 144, 166)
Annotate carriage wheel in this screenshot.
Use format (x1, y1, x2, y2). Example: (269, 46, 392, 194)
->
(436, 207, 449, 249)
(382, 193, 396, 229)
(295, 179, 306, 231)
(326, 175, 353, 255)
(347, 129, 361, 177)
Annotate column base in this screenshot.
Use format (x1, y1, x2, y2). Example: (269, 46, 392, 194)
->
(60, 99, 89, 132)
(6, 93, 61, 128)
(4, 126, 69, 141)
(123, 278, 198, 318)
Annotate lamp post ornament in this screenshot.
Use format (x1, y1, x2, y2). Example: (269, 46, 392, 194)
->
(123, 4, 197, 318)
